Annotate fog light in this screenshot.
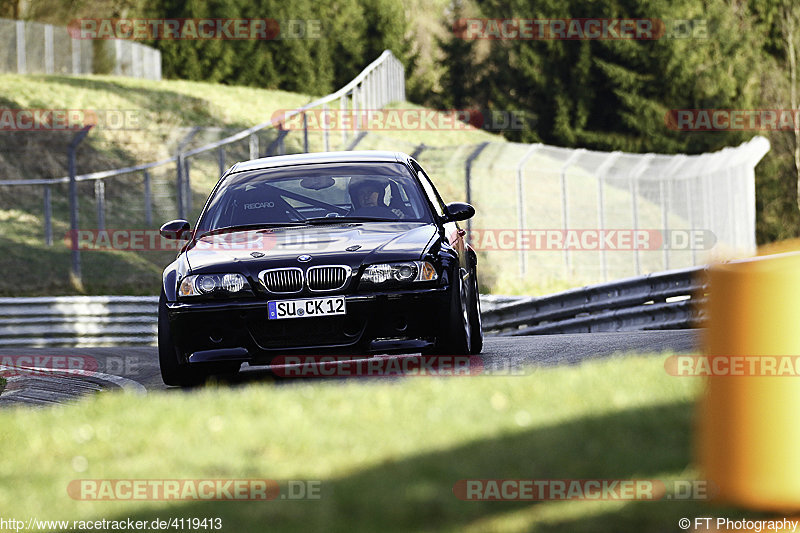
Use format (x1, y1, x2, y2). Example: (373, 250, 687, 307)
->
(222, 273, 246, 292)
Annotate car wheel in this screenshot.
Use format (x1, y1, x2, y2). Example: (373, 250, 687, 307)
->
(158, 290, 203, 387)
(434, 266, 472, 355)
(468, 265, 483, 354)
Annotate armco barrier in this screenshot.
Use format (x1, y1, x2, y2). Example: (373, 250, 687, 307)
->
(0, 267, 706, 347)
(482, 266, 707, 335)
(0, 296, 158, 347)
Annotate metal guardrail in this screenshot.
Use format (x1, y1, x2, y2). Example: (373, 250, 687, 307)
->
(0, 267, 706, 347)
(482, 266, 707, 335)
(0, 296, 158, 347)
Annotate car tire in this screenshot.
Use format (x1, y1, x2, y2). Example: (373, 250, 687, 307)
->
(468, 265, 483, 354)
(159, 290, 204, 387)
(433, 266, 472, 355)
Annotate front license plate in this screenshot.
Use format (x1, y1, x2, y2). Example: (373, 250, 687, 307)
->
(268, 296, 346, 320)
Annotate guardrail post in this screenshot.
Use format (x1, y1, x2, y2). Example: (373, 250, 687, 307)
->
(143, 170, 152, 226)
(176, 128, 199, 219)
(95, 180, 105, 230)
(184, 157, 192, 215)
(303, 113, 309, 152)
(465, 142, 490, 236)
(249, 133, 259, 160)
(43, 185, 52, 246)
(217, 147, 225, 176)
(68, 126, 92, 284)
(278, 124, 285, 155)
(176, 154, 184, 220)
(323, 103, 330, 152)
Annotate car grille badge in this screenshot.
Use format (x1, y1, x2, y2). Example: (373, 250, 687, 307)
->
(297, 254, 312, 262)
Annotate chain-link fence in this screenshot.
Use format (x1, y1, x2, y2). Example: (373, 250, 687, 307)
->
(0, 19, 161, 79)
(347, 132, 769, 289)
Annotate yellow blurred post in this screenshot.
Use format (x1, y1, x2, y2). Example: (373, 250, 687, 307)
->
(699, 251, 800, 510)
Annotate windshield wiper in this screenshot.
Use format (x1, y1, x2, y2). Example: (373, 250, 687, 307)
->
(197, 222, 307, 239)
(303, 216, 390, 224)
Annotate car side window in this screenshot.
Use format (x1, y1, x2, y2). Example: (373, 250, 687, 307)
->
(413, 163, 446, 218)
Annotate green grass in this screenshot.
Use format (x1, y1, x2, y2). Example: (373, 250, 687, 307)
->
(0, 376, 5, 395)
(0, 353, 769, 531)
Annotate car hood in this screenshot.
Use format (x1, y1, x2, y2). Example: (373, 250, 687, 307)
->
(184, 222, 439, 273)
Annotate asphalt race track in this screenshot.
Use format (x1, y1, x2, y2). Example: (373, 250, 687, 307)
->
(0, 330, 700, 398)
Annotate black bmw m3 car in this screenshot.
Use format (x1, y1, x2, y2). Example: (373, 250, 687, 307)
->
(158, 151, 482, 385)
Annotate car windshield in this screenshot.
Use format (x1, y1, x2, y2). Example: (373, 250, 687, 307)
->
(195, 162, 433, 234)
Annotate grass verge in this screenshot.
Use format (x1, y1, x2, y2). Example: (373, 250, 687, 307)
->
(0, 353, 769, 532)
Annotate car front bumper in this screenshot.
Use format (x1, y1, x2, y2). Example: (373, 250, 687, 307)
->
(166, 287, 449, 364)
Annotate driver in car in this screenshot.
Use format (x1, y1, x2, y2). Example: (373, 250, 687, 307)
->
(348, 177, 405, 218)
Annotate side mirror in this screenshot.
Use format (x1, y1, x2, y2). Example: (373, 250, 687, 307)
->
(443, 202, 475, 222)
(160, 219, 191, 240)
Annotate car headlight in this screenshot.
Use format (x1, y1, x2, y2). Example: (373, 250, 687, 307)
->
(359, 261, 437, 286)
(179, 273, 251, 297)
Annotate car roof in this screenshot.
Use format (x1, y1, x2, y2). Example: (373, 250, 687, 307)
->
(228, 151, 412, 174)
